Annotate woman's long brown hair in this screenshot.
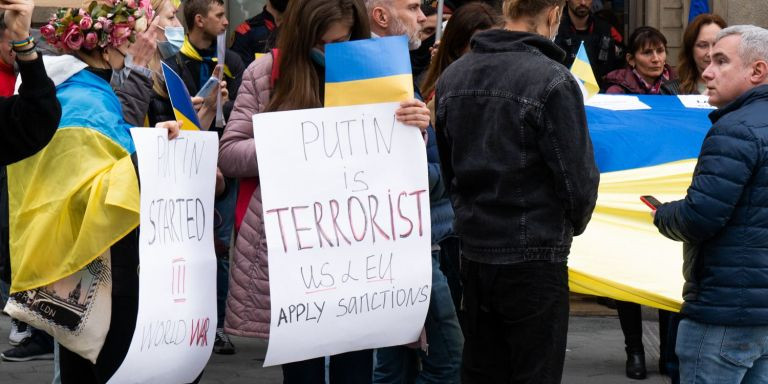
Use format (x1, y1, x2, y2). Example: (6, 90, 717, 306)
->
(420, 2, 503, 99)
(677, 14, 727, 94)
(267, 0, 370, 112)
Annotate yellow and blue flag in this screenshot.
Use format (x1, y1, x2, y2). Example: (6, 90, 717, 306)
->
(7, 69, 140, 292)
(570, 41, 600, 99)
(324, 35, 414, 107)
(689, 0, 710, 22)
(162, 62, 202, 131)
(569, 95, 713, 311)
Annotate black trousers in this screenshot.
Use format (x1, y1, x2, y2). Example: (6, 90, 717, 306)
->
(460, 258, 570, 384)
(281, 349, 373, 384)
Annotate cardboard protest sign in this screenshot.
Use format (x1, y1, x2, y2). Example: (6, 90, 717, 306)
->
(109, 129, 218, 383)
(253, 102, 431, 366)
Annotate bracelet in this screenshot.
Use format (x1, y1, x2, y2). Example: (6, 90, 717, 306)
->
(13, 43, 36, 54)
(14, 48, 37, 58)
(11, 36, 34, 50)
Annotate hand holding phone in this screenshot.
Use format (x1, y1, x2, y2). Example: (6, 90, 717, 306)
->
(640, 195, 662, 211)
(195, 76, 220, 99)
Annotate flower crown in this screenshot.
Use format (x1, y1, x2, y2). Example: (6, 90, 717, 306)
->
(41, 0, 154, 52)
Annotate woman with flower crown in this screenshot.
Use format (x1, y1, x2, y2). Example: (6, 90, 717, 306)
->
(6, 0, 183, 382)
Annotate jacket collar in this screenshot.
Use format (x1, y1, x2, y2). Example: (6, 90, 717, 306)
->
(709, 84, 768, 123)
(470, 29, 566, 64)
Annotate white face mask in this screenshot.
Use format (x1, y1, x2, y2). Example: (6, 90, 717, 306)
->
(157, 26, 185, 59)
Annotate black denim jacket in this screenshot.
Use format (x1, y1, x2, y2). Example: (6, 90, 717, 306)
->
(435, 29, 599, 264)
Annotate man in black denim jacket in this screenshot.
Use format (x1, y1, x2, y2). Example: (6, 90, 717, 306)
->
(434, 0, 599, 382)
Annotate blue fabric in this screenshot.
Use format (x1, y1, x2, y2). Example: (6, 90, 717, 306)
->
(587, 95, 711, 172)
(325, 36, 411, 83)
(56, 70, 135, 153)
(688, 0, 710, 22)
(374, 251, 463, 384)
(654, 85, 768, 326)
(676, 318, 768, 383)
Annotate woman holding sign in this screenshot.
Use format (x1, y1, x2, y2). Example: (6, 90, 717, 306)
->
(218, 0, 430, 382)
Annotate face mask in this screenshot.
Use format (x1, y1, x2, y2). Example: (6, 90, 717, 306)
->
(310, 47, 325, 67)
(158, 26, 185, 58)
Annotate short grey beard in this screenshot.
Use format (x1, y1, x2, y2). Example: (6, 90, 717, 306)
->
(390, 14, 422, 50)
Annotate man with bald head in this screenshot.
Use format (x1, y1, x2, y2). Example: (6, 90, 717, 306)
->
(653, 25, 768, 383)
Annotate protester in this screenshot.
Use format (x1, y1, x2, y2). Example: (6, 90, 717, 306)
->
(0, 0, 61, 362)
(604, 25, 678, 380)
(219, 0, 429, 381)
(677, 13, 727, 95)
(420, 1, 503, 121)
(229, 0, 288, 66)
(3, 0, 184, 379)
(554, 0, 624, 90)
(435, 0, 599, 382)
(605, 26, 678, 95)
(363, 0, 464, 383)
(653, 24, 768, 384)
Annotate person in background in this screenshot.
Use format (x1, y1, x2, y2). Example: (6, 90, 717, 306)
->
(0, 11, 16, 96)
(420, 1, 503, 121)
(229, 0, 288, 67)
(605, 26, 678, 95)
(654, 25, 768, 384)
(555, 0, 624, 90)
(604, 25, 679, 380)
(408, 0, 453, 83)
(435, 0, 599, 382)
(677, 13, 727, 95)
(365, 0, 464, 383)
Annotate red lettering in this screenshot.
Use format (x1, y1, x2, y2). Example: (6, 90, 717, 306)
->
(313, 202, 334, 248)
(330, 199, 352, 246)
(409, 190, 427, 237)
(368, 195, 391, 243)
(348, 196, 368, 242)
(397, 192, 413, 238)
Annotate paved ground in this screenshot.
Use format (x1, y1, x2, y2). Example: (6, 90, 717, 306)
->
(0, 298, 670, 383)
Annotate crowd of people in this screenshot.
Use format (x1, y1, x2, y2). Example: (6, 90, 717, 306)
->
(1, 0, 768, 383)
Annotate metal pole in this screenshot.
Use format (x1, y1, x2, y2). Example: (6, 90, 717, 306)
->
(435, 0, 445, 41)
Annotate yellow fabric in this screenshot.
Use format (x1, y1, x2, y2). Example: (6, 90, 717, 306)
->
(173, 107, 201, 131)
(7, 128, 140, 293)
(180, 36, 234, 79)
(568, 159, 698, 312)
(571, 59, 599, 99)
(325, 74, 414, 107)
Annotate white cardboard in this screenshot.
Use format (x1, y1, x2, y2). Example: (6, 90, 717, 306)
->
(109, 129, 218, 383)
(253, 102, 432, 366)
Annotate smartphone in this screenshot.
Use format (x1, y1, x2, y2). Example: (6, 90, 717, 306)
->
(195, 76, 220, 98)
(640, 195, 662, 210)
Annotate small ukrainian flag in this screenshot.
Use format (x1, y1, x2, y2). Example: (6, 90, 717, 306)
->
(162, 62, 203, 130)
(570, 41, 600, 99)
(324, 35, 414, 107)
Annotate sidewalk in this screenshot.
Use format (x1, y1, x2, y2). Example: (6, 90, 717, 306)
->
(0, 307, 670, 383)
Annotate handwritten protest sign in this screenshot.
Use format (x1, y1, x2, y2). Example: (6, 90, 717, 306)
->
(109, 129, 218, 383)
(254, 102, 431, 366)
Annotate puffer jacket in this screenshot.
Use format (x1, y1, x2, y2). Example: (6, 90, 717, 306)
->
(654, 84, 768, 326)
(219, 55, 273, 338)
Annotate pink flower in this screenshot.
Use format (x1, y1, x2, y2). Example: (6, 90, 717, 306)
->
(40, 24, 57, 41)
(63, 24, 84, 50)
(125, 0, 136, 8)
(78, 8, 86, 17)
(93, 21, 103, 30)
(83, 32, 99, 50)
(79, 15, 93, 31)
(101, 18, 114, 33)
(139, 0, 154, 20)
(110, 23, 132, 47)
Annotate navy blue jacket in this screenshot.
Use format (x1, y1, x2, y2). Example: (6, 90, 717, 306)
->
(435, 29, 599, 264)
(654, 84, 768, 326)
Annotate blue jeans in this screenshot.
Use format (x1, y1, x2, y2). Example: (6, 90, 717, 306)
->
(214, 178, 237, 328)
(373, 250, 463, 384)
(676, 318, 768, 384)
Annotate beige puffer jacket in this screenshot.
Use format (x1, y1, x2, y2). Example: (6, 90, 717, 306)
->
(219, 54, 274, 339)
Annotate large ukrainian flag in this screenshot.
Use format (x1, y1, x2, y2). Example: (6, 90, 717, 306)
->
(7, 69, 140, 293)
(325, 35, 414, 107)
(162, 62, 203, 130)
(569, 95, 713, 311)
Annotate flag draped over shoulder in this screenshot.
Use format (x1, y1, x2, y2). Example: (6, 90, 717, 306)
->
(569, 95, 713, 311)
(7, 69, 139, 293)
(324, 35, 414, 107)
(570, 41, 600, 99)
(162, 62, 203, 131)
